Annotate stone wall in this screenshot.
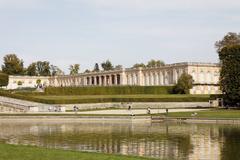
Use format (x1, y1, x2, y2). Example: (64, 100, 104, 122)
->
(62, 102, 210, 111)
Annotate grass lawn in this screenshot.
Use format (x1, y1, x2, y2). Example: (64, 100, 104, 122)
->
(33, 94, 209, 99)
(0, 143, 156, 160)
(159, 109, 240, 119)
(31, 94, 210, 104)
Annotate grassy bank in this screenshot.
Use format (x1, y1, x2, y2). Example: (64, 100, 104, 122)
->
(0, 143, 155, 160)
(160, 109, 240, 119)
(32, 94, 209, 104)
(0, 90, 209, 104)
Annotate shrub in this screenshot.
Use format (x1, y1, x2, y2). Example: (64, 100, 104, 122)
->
(172, 73, 193, 94)
(0, 73, 9, 87)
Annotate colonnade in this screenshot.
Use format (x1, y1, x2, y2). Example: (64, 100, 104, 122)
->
(50, 74, 121, 87)
(48, 63, 220, 87)
(124, 68, 183, 86)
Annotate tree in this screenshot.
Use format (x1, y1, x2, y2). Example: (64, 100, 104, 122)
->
(69, 64, 80, 75)
(36, 61, 51, 76)
(146, 59, 165, 68)
(101, 60, 113, 71)
(132, 63, 146, 68)
(93, 63, 100, 72)
(0, 72, 9, 87)
(215, 32, 240, 53)
(1, 54, 24, 75)
(218, 45, 240, 106)
(84, 69, 91, 73)
(114, 65, 123, 70)
(172, 73, 194, 94)
(26, 63, 37, 76)
(50, 65, 64, 76)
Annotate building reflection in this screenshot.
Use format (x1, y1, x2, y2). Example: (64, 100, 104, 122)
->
(0, 121, 238, 160)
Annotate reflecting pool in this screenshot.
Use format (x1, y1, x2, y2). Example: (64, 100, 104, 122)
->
(0, 121, 239, 160)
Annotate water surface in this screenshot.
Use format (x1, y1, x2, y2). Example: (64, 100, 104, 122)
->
(0, 121, 239, 160)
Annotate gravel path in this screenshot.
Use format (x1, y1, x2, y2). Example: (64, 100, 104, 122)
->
(77, 108, 208, 115)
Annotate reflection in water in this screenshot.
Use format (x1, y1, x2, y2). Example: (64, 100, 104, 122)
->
(0, 121, 239, 160)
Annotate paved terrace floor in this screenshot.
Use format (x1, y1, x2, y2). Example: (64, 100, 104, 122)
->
(75, 109, 207, 115)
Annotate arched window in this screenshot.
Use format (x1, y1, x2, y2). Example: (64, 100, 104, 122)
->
(191, 70, 196, 82)
(206, 71, 211, 83)
(199, 71, 205, 83)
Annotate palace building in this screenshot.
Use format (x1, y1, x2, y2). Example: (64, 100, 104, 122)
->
(7, 62, 221, 94)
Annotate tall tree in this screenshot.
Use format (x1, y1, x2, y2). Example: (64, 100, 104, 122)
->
(215, 32, 240, 53)
(69, 64, 80, 75)
(26, 63, 37, 76)
(1, 54, 24, 75)
(218, 45, 240, 106)
(172, 73, 194, 94)
(101, 60, 113, 71)
(93, 63, 100, 72)
(146, 59, 165, 68)
(36, 61, 51, 76)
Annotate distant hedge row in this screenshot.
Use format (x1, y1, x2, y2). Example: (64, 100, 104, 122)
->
(44, 86, 173, 95)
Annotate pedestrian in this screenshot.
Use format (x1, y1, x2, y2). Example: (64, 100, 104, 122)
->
(128, 105, 131, 110)
(147, 107, 151, 114)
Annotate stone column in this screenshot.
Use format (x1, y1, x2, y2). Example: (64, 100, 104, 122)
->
(150, 72, 153, 86)
(155, 72, 159, 85)
(114, 74, 118, 85)
(94, 76, 97, 86)
(164, 71, 169, 85)
(99, 76, 102, 86)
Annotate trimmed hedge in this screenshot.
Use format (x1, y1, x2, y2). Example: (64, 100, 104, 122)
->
(0, 73, 9, 87)
(0, 90, 209, 104)
(45, 86, 173, 95)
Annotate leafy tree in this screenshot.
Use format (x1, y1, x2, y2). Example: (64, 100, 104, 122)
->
(132, 63, 146, 68)
(84, 69, 91, 73)
(26, 63, 37, 76)
(146, 59, 165, 68)
(172, 73, 194, 94)
(0, 72, 9, 87)
(69, 64, 80, 75)
(215, 32, 240, 53)
(36, 61, 51, 76)
(1, 54, 24, 75)
(218, 45, 240, 106)
(93, 63, 100, 72)
(114, 65, 123, 70)
(101, 60, 113, 71)
(50, 65, 64, 76)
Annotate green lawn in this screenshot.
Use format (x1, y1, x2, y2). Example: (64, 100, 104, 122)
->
(33, 94, 209, 100)
(31, 94, 209, 104)
(160, 109, 240, 119)
(0, 143, 156, 160)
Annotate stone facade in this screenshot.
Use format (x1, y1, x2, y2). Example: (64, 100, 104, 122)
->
(7, 76, 49, 90)
(7, 62, 221, 94)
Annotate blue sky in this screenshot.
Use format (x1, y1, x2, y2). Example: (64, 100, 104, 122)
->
(0, 0, 240, 73)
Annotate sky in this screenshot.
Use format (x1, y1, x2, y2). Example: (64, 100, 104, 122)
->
(0, 0, 240, 73)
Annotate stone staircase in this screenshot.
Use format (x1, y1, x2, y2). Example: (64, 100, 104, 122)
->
(0, 96, 51, 112)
